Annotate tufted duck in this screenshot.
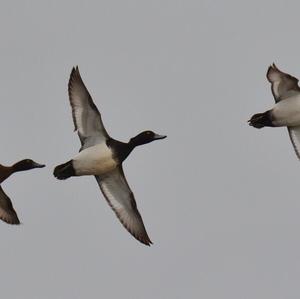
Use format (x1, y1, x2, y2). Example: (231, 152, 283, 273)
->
(53, 67, 166, 246)
(249, 64, 300, 159)
(0, 159, 45, 224)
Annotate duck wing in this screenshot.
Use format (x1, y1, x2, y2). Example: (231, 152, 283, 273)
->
(267, 63, 300, 102)
(0, 186, 20, 224)
(288, 126, 300, 159)
(68, 66, 109, 150)
(95, 166, 152, 246)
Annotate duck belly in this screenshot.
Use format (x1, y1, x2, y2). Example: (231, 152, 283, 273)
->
(272, 95, 300, 127)
(73, 143, 117, 176)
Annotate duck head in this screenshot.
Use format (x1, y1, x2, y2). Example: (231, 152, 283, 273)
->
(129, 131, 167, 147)
(13, 159, 45, 172)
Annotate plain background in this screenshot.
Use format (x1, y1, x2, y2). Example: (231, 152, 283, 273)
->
(1, 1, 300, 298)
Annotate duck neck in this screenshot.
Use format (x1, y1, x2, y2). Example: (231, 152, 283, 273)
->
(0, 164, 13, 183)
(107, 139, 135, 163)
(129, 136, 145, 148)
(12, 161, 25, 173)
(120, 141, 135, 161)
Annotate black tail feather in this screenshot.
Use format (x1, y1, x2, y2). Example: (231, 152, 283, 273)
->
(248, 110, 273, 128)
(53, 160, 75, 180)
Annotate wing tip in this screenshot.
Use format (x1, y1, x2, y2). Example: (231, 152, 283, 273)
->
(68, 67, 76, 88)
(267, 64, 273, 82)
(267, 62, 282, 82)
(122, 220, 153, 246)
(139, 235, 153, 246)
(68, 65, 82, 96)
(0, 216, 20, 225)
(69, 65, 80, 83)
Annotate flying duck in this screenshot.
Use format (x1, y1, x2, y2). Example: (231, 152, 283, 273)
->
(0, 159, 45, 224)
(249, 64, 300, 159)
(53, 67, 166, 246)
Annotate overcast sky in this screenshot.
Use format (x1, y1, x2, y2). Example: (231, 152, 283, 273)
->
(1, 1, 300, 298)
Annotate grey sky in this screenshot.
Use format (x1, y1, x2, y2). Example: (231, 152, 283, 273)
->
(1, 0, 300, 298)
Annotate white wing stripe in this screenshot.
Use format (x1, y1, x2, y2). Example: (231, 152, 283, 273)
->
(95, 167, 152, 246)
(68, 66, 109, 149)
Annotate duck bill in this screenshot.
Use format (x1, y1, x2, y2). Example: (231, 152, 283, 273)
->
(32, 162, 46, 168)
(153, 134, 167, 140)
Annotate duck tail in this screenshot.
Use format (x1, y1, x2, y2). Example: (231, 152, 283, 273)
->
(53, 160, 75, 180)
(248, 110, 273, 128)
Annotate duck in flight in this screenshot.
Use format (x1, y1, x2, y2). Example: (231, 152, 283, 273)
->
(249, 64, 300, 159)
(0, 159, 45, 224)
(53, 67, 166, 246)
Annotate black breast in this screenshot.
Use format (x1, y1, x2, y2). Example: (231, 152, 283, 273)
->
(106, 138, 134, 163)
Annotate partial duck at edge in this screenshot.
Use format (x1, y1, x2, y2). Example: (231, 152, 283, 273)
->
(249, 63, 300, 159)
(0, 159, 45, 224)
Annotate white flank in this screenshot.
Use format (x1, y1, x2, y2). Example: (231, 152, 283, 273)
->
(272, 95, 300, 127)
(73, 143, 117, 176)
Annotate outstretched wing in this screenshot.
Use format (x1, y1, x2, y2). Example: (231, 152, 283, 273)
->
(0, 186, 20, 225)
(288, 126, 300, 159)
(68, 66, 109, 149)
(267, 63, 300, 102)
(95, 166, 152, 246)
